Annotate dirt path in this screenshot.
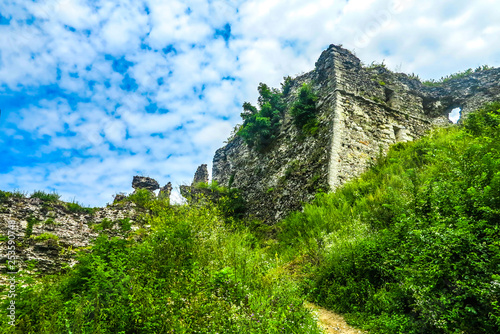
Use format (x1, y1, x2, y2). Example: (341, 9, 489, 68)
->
(304, 302, 366, 334)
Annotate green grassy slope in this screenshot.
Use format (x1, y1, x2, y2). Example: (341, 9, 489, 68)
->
(279, 102, 500, 333)
(1, 103, 499, 333)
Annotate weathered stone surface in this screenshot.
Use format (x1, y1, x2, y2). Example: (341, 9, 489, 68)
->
(192, 164, 209, 185)
(132, 176, 160, 191)
(180, 165, 217, 203)
(159, 182, 173, 199)
(213, 44, 500, 223)
(0, 196, 143, 286)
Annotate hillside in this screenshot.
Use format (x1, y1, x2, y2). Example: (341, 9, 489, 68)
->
(1, 101, 499, 333)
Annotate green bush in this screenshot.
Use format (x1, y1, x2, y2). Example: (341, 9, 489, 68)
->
(66, 201, 97, 214)
(238, 83, 285, 150)
(290, 83, 319, 134)
(118, 218, 132, 232)
(31, 190, 60, 202)
(32, 233, 59, 242)
(1, 205, 321, 334)
(25, 216, 40, 239)
(127, 188, 155, 208)
(278, 104, 500, 333)
(0, 191, 8, 203)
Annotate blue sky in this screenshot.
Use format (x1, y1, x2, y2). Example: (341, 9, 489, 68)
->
(1, 0, 499, 206)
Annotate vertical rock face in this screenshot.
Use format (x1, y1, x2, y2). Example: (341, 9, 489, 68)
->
(192, 164, 209, 185)
(213, 44, 500, 223)
(180, 164, 211, 201)
(159, 182, 173, 199)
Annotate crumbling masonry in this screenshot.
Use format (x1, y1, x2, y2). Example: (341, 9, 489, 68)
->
(212, 44, 500, 222)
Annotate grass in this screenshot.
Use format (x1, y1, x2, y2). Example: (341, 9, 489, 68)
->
(1, 102, 499, 334)
(30, 190, 61, 202)
(0, 202, 322, 333)
(66, 200, 97, 214)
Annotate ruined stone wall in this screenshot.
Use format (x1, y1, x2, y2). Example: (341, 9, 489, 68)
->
(213, 44, 500, 223)
(0, 194, 146, 286)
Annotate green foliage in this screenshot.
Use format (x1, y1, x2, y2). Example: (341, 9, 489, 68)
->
(281, 75, 293, 96)
(0, 190, 26, 202)
(290, 83, 319, 135)
(278, 105, 500, 333)
(118, 218, 132, 232)
(1, 204, 321, 334)
(238, 83, 285, 150)
(66, 201, 97, 214)
(194, 181, 246, 220)
(25, 216, 40, 239)
(31, 190, 61, 202)
(423, 65, 494, 86)
(32, 233, 59, 242)
(0, 191, 8, 203)
(126, 188, 155, 208)
(43, 218, 59, 226)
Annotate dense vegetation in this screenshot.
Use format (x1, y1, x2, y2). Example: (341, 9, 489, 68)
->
(421, 65, 494, 86)
(238, 80, 319, 150)
(0, 195, 321, 333)
(238, 83, 285, 150)
(290, 83, 319, 135)
(279, 102, 500, 333)
(2, 103, 499, 333)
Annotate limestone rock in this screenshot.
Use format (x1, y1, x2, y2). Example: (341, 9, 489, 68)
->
(159, 182, 173, 199)
(212, 44, 500, 223)
(132, 176, 160, 191)
(0, 196, 145, 286)
(192, 164, 209, 185)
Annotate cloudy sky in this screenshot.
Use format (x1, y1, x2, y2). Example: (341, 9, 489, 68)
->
(1, 0, 499, 206)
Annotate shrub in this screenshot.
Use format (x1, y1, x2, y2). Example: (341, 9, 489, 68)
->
(0, 191, 8, 203)
(32, 233, 59, 242)
(66, 201, 97, 214)
(290, 83, 319, 134)
(31, 190, 60, 202)
(25, 216, 40, 238)
(127, 188, 155, 208)
(118, 218, 132, 232)
(238, 83, 285, 150)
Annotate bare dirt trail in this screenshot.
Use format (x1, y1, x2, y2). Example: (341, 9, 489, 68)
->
(304, 302, 367, 334)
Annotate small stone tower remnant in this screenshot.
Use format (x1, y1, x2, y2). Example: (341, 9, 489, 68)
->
(192, 164, 209, 185)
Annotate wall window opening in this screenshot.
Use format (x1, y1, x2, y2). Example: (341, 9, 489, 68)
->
(449, 107, 461, 123)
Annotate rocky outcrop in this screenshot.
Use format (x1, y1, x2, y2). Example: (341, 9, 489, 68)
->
(159, 182, 173, 199)
(193, 164, 209, 185)
(180, 164, 217, 203)
(213, 44, 500, 223)
(0, 195, 145, 286)
(132, 176, 160, 192)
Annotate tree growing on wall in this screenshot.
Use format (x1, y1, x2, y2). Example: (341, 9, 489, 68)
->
(238, 83, 285, 150)
(290, 83, 319, 135)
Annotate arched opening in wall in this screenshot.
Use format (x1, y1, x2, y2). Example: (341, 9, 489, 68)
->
(449, 107, 461, 123)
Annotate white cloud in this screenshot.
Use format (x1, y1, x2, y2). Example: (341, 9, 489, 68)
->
(1, 0, 500, 207)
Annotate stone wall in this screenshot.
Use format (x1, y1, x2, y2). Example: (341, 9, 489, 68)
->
(213, 44, 500, 223)
(0, 196, 143, 286)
